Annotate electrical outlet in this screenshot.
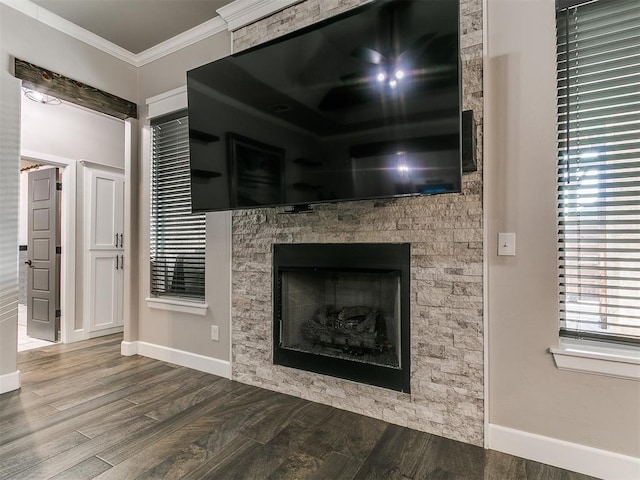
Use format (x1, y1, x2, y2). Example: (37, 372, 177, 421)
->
(211, 325, 219, 341)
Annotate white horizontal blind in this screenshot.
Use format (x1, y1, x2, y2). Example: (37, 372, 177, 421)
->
(150, 114, 206, 300)
(556, 0, 640, 345)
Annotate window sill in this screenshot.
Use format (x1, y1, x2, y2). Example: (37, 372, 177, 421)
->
(550, 339, 640, 381)
(146, 297, 208, 316)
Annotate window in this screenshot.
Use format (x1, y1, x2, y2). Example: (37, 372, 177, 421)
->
(150, 113, 206, 301)
(556, 0, 640, 345)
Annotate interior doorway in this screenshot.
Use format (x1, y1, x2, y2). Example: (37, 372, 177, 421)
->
(18, 160, 61, 350)
(18, 151, 79, 349)
(17, 83, 132, 354)
(17, 305, 55, 351)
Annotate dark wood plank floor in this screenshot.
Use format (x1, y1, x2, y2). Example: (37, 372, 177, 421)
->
(0, 334, 598, 480)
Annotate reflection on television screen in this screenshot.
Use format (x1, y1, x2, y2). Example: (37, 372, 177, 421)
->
(187, 0, 461, 212)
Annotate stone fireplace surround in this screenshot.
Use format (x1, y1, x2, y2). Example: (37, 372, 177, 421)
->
(231, 0, 484, 446)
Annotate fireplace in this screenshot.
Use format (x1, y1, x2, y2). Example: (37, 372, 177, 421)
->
(273, 243, 410, 392)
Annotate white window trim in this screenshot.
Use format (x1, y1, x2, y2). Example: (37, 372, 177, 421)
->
(146, 86, 187, 120)
(145, 297, 208, 316)
(147, 86, 207, 315)
(550, 339, 640, 381)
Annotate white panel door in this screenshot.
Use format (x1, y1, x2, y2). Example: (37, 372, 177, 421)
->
(27, 168, 59, 341)
(87, 251, 122, 331)
(85, 166, 124, 334)
(87, 169, 124, 251)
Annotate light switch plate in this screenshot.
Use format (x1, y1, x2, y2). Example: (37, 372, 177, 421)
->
(211, 325, 219, 341)
(498, 232, 516, 256)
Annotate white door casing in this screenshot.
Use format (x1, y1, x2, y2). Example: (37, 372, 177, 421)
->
(22, 151, 79, 343)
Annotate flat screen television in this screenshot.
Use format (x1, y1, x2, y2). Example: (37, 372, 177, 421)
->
(187, 0, 461, 213)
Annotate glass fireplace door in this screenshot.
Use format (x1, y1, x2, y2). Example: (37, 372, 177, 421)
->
(279, 269, 402, 369)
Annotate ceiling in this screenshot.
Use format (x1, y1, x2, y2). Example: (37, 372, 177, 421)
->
(29, 0, 234, 54)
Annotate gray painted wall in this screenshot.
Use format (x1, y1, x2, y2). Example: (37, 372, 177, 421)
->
(486, 0, 640, 458)
(0, 4, 21, 379)
(135, 30, 233, 362)
(21, 96, 126, 169)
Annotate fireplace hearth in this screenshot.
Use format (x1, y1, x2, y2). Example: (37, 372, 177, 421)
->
(273, 243, 410, 392)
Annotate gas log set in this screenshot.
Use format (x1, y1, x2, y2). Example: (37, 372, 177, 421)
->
(303, 305, 393, 355)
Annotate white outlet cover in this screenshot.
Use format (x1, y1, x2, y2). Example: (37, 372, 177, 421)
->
(211, 325, 219, 341)
(498, 232, 516, 256)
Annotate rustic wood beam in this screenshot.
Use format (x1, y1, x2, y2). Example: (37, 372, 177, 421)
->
(14, 58, 137, 120)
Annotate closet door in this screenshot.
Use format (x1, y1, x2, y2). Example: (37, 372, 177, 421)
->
(87, 169, 123, 250)
(87, 251, 121, 331)
(85, 166, 124, 334)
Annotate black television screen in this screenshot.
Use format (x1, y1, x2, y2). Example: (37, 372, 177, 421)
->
(187, 0, 461, 212)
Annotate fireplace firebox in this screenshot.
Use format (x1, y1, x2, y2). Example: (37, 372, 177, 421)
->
(273, 243, 410, 392)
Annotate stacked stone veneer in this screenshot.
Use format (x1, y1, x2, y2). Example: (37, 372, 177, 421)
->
(231, 0, 484, 446)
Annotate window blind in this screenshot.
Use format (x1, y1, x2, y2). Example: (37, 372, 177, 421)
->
(556, 0, 640, 345)
(150, 114, 206, 301)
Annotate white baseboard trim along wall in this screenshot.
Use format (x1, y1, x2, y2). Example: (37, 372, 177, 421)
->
(0, 370, 21, 394)
(488, 424, 640, 480)
(121, 341, 231, 379)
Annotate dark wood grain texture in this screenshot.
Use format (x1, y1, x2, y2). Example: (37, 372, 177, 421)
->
(14, 58, 137, 119)
(0, 334, 600, 480)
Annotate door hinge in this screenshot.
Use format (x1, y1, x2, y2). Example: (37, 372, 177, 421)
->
(56, 182, 62, 191)
(55, 309, 61, 318)
(56, 246, 62, 255)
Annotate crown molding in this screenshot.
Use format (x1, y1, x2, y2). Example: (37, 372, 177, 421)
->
(0, 0, 138, 65)
(136, 16, 228, 67)
(1, 0, 311, 66)
(0, 0, 229, 67)
(217, 0, 302, 32)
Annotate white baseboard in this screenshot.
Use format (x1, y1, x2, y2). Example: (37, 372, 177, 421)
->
(0, 370, 21, 394)
(120, 341, 138, 356)
(88, 326, 124, 339)
(61, 328, 86, 344)
(120, 341, 231, 379)
(488, 424, 640, 480)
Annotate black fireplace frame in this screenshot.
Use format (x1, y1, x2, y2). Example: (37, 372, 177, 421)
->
(273, 243, 411, 393)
